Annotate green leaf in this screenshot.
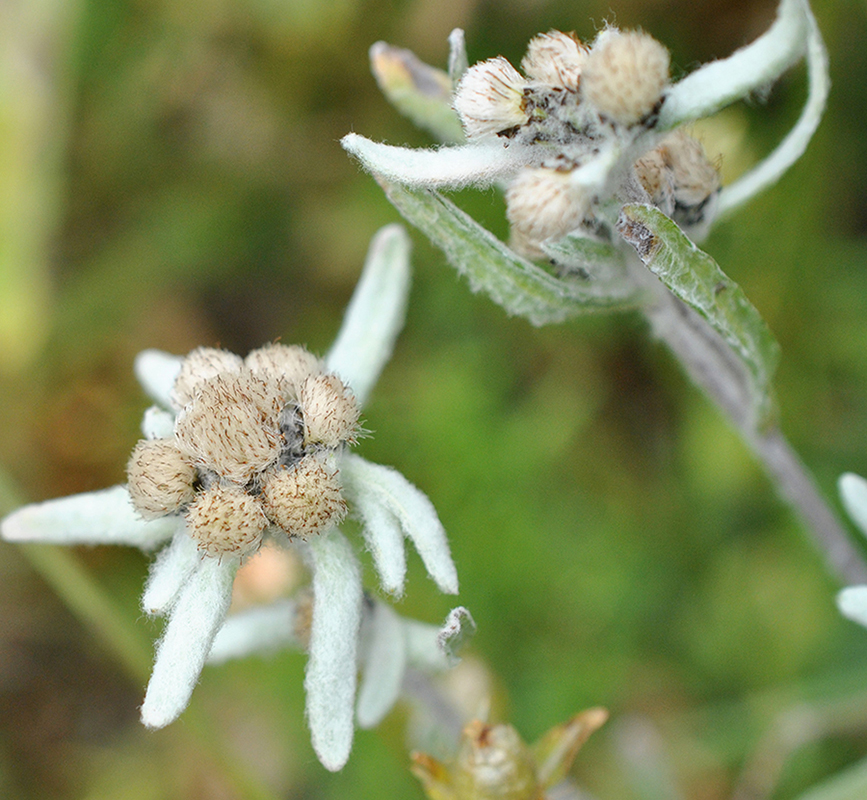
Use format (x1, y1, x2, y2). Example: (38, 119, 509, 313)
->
(370, 42, 465, 144)
(381, 181, 646, 325)
(618, 203, 779, 427)
(543, 230, 628, 279)
(793, 756, 867, 800)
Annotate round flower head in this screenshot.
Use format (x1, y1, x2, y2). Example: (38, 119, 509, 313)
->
(174, 371, 286, 484)
(245, 343, 323, 392)
(581, 29, 670, 126)
(127, 438, 197, 519)
(506, 166, 590, 245)
(634, 146, 676, 215)
(171, 347, 244, 410)
(453, 57, 529, 140)
(299, 373, 361, 448)
(186, 483, 268, 557)
(260, 456, 347, 540)
(521, 30, 588, 91)
(658, 128, 721, 210)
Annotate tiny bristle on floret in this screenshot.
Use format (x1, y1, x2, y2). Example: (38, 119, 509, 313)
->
(186, 483, 267, 557)
(521, 30, 588, 91)
(260, 457, 347, 540)
(299, 374, 361, 448)
(171, 347, 243, 410)
(506, 167, 590, 244)
(581, 29, 670, 126)
(245, 343, 323, 392)
(127, 438, 197, 519)
(453, 56, 529, 140)
(174, 371, 286, 483)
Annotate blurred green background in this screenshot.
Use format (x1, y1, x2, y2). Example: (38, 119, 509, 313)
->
(2, 0, 867, 797)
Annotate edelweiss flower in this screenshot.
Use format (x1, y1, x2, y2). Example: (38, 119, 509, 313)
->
(344, 0, 827, 247)
(1, 224, 461, 771)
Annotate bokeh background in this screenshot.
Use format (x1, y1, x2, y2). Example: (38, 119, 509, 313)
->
(2, 0, 867, 797)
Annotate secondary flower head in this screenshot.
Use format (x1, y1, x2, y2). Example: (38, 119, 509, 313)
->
(345, 0, 827, 256)
(1, 225, 461, 772)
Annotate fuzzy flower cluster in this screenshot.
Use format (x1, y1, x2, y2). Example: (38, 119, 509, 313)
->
(345, 0, 826, 258)
(1, 225, 467, 772)
(128, 343, 359, 558)
(449, 27, 720, 255)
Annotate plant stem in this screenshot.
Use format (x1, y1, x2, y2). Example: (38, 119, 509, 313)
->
(644, 285, 867, 586)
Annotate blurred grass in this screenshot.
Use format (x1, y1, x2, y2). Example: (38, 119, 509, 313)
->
(2, 0, 867, 798)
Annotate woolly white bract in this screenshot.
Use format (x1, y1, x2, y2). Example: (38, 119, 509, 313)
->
(1, 224, 464, 772)
(836, 473, 867, 628)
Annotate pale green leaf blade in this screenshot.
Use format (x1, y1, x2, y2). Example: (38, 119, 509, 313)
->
(618, 203, 779, 426)
(370, 42, 464, 144)
(381, 181, 646, 325)
(793, 755, 867, 800)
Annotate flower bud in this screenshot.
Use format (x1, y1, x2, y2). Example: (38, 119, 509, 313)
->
(582, 29, 670, 126)
(299, 373, 361, 448)
(245, 343, 323, 391)
(521, 30, 587, 91)
(453, 721, 539, 800)
(659, 128, 721, 210)
(506, 166, 589, 245)
(171, 347, 243, 410)
(260, 456, 347, 540)
(453, 57, 529, 140)
(127, 438, 197, 519)
(634, 146, 675, 214)
(175, 372, 285, 483)
(186, 483, 267, 557)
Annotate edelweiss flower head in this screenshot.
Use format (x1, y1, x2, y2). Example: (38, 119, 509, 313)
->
(128, 343, 360, 558)
(453, 57, 529, 140)
(521, 30, 588, 91)
(1, 225, 462, 772)
(581, 28, 670, 127)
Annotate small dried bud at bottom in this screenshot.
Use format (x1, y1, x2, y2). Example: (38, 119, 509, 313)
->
(453, 57, 529, 140)
(174, 372, 286, 483)
(245, 343, 322, 391)
(127, 438, 197, 519)
(454, 721, 539, 800)
(187, 483, 267, 557)
(171, 347, 244, 410)
(506, 167, 590, 244)
(634, 147, 676, 215)
(582, 29, 670, 126)
(521, 30, 587, 91)
(260, 457, 347, 540)
(299, 373, 361, 448)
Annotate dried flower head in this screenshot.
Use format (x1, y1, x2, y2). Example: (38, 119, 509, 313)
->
(187, 483, 268, 557)
(300, 373, 361, 448)
(245, 342, 323, 391)
(261, 456, 347, 540)
(174, 371, 285, 484)
(506, 165, 590, 245)
(126, 439, 197, 519)
(659, 128, 721, 213)
(453, 57, 529, 140)
(581, 29, 670, 126)
(521, 30, 588, 91)
(170, 347, 244, 410)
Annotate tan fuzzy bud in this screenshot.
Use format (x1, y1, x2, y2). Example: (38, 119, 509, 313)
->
(453, 721, 539, 800)
(582, 29, 670, 126)
(245, 343, 323, 391)
(634, 146, 675, 213)
(260, 457, 347, 540)
(299, 373, 361, 448)
(521, 30, 588, 91)
(171, 347, 244, 410)
(453, 57, 529, 140)
(127, 438, 197, 519)
(174, 372, 285, 483)
(186, 483, 267, 557)
(659, 129, 721, 209)
(506, 166, 590, 244)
